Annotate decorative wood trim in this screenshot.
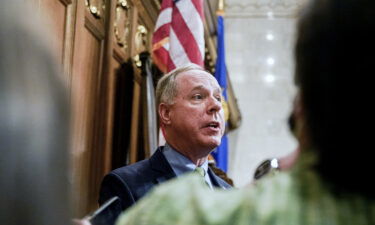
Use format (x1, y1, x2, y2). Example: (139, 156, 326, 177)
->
(133, 0, 154, 35)
(128, 2, 139, 57)
(225, 0, 307, 18)
(84, 10, 105, 40)
(62, 0, 77, 91)
(139, 0, 160, 22)
(59, 0, 72, 5)
(129, 79, 141, 164)
(114, 0, 132, 51)
(152, 0, 160, 9)
(85, 0, 105, 19)
(133, 24, 149, 55)
(100, 0, 117, 174)
(132, 61, 143, 84)
(133, 0, 144, 16)
(113, 47, 127, 64)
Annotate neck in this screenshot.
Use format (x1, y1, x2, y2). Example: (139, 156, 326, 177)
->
(195, 157, 208, 167)
(166, 142, 209, 166)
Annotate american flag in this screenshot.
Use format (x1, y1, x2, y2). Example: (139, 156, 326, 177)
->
(152, 0, 205, 73)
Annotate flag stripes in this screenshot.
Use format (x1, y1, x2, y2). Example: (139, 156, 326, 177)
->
(152, 0, 204, 73)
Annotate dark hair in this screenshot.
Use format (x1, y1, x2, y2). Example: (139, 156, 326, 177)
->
(295, 0, 375, 198)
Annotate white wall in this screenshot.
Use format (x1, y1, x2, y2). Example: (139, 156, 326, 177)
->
(225, 1, 306, 187)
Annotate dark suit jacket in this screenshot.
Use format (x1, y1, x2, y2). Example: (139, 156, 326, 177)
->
(98, 146, 232, 212)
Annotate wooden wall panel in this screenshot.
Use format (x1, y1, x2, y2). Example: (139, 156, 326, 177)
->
(101, 0, 122, 177)
(70, 0, 106, 216)
(40, 0, 66, 62)
(35, 0, 166, 217)
(38, 0, 76, 87)
(71, 28, 103, 215)
(108, 0, 135, 168)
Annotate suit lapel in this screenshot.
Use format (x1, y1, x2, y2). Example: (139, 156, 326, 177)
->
(149, 147, 176, 184)
(149, 147, 230, 189)
(207, 167, 229, 189)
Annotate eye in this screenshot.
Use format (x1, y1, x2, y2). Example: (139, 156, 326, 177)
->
(215, 95, 222, 102)
(192, 94, 203, 100)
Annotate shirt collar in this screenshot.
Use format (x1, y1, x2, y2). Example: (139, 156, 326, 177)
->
(162, 143, 209, 176)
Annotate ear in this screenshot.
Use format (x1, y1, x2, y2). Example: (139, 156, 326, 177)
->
(159, 103, 172, 125)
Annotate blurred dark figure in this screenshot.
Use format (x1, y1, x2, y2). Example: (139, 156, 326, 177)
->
(295, 0, 375, 198)
(0, 2, 71, 225)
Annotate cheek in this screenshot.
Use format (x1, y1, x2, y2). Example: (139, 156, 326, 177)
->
(181, 109, 201, 125)
(219, 110, 225, 122)
(189, 107, 205, 119)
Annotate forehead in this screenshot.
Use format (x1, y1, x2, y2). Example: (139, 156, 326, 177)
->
(176, 69, 220, 90)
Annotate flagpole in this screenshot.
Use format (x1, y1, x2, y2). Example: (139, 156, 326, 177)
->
(211, 0, 230, 172)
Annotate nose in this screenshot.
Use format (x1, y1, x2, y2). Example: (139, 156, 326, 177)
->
(207, 96, 222, 114)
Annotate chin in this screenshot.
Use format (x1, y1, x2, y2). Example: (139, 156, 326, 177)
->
(207, 138, 221, 149)
(197, 135, 222, 150)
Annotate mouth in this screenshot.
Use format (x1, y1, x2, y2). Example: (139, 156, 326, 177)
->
(203, 121, 220, 130)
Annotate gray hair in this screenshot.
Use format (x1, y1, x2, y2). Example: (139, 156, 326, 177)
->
(155, 63, 206, 107)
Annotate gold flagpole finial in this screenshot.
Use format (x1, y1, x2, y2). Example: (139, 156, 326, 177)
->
(217, 0, 225, 16)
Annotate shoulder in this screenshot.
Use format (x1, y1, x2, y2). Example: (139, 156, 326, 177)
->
(104, 158, 151, 184)
(116, 174, 209, 224)
(113, 159, 150, 174)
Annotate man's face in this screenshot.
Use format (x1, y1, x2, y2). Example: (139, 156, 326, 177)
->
(166, 70, 225, 155)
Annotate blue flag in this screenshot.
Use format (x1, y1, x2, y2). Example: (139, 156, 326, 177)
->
(212, 15, 229, 172)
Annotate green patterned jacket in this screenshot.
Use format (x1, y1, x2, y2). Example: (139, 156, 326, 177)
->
(116, 151, 375, 225)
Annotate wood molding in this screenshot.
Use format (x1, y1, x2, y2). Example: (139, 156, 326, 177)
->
(84, 10, 105, 40)
(62, 0, 77, 91)
(113, 0, 132, 54)
(133, 0, 154, 35)
(113, 47, 128, 64)
(225, 0, 307, 18)
(129, 79, 141, 164)
(59, 0, 72, 5)
(85, 0, 106, 19)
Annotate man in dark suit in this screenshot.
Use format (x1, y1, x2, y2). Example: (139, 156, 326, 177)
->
(98, 63, 232, 214)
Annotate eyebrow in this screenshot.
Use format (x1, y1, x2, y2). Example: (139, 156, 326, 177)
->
(190, 85, 221, 93)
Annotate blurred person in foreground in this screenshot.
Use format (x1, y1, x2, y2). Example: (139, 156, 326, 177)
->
(115, 0, 375, 224)
(98, 64, 232, 216)
(0, 2, 71, 225)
